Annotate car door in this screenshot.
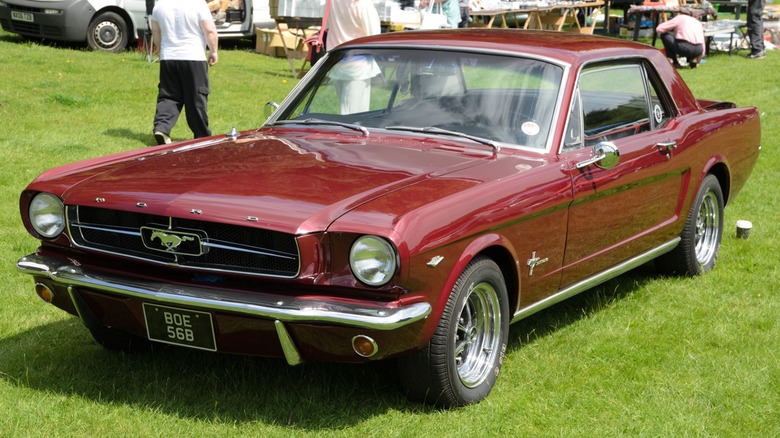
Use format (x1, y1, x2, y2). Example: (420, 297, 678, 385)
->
(558, 60, 687, 286)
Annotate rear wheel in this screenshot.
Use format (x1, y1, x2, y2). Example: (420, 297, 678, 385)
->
(87, 12, 129, 53)
(657, 174, 724, 276)
(398, 257, 509, 407)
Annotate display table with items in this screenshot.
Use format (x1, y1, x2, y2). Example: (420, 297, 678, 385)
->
(702, 19, 747, 54)
(470, 0, 604, 32)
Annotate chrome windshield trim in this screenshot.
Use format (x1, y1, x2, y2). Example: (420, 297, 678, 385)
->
(511, 238, 681, 323)
(17, 254, 431, 331)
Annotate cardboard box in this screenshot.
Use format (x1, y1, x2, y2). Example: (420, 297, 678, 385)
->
(255, 26, 318, 58)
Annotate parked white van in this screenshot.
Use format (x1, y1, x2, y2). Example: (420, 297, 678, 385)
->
(0, 0, 275, 52)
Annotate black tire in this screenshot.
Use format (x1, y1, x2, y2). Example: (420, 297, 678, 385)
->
(87, 12, 129, 53)
(656, 174, 724, 276)
(87, 324, 154, 353)
(398, 257, 509, 407)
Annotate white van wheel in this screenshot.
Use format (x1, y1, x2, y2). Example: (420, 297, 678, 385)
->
(87, 12, 128, 53)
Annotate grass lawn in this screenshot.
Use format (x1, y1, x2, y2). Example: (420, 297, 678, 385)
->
(0, 28, 778, 436)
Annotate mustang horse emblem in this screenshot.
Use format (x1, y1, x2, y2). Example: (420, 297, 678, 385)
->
(150, 230, 195, 252)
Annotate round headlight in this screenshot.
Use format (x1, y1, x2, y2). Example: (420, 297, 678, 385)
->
(29, 193, 65, 238)
(349, 236, 398, 287)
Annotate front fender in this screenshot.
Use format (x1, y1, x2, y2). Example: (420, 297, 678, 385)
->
(413, 232, 521, 344)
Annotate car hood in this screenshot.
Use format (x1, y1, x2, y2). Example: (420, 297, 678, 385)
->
(53, 128, 502, 234)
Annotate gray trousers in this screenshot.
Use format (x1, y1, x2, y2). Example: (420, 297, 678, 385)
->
(746, 0, 766, 54)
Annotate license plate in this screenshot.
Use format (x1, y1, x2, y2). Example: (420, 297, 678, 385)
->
(11, 11, 34, 23)
(143, 303, 217, 351)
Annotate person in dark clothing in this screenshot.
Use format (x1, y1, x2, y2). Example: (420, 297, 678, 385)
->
(746, 0, 766, 59)
(458, 0, 470, 28)
(151, 0, 219, 145)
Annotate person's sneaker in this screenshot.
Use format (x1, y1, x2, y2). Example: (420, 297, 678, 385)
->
(154, 131, 171, 145)
(748, 51, 765, 59)
(214, 11, 226, 25)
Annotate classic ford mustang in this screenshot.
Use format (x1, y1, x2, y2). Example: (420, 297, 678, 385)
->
(17, 30, 760, 407)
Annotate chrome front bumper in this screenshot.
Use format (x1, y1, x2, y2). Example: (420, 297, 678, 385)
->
(17, 253, 432, 364)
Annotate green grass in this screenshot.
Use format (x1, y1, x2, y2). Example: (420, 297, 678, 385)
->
(1, 29, 778, 436)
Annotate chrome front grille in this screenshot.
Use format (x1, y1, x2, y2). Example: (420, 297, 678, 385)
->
(67, 206, 300, 277)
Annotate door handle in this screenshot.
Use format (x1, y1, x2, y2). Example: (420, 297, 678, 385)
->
(656, 141, 677, 158)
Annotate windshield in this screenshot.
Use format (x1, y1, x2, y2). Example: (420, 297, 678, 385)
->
(274, 49, 563, 149)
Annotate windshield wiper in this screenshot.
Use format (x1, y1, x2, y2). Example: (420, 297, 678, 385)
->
(385, 126, 500, 152)
(271, 118, 368, 136)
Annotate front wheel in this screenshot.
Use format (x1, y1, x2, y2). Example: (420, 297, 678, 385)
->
(398, 257, 509, 407)
(657, 174, 724, 276)
(87, 12, 129, 53)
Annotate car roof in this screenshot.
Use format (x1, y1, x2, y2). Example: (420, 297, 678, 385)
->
(337, 29, 658, 66)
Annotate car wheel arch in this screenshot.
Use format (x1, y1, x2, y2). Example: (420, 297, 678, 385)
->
(704, 161, 731, 205)
(429, 235, 521, 327)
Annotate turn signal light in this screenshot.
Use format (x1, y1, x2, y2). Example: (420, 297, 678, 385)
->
(352, 335, 378, 358)
(35, 283, 54, 303)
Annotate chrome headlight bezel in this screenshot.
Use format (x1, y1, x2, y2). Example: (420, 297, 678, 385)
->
(349, 235, 398, 287)
(29, 192, 65, 238)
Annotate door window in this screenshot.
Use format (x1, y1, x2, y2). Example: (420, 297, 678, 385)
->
(563, 62, 671, 150)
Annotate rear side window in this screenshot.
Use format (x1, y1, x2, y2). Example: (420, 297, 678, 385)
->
(563, 62, 670, 150)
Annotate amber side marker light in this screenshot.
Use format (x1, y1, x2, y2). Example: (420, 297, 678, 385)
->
(35, 283, 54, 303)
(352, 335, 378, 358)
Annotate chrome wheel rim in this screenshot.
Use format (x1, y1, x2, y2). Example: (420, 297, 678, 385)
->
(694, 190, 720, 265)
(455, 281, 502, 388)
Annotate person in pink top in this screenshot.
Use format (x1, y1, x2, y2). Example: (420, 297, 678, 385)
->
(656, 12, 705, 69)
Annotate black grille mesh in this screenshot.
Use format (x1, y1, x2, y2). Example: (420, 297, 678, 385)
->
(68, 206, 299, 277)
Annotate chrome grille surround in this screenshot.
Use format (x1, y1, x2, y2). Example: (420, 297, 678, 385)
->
(67, 206, 300, 278)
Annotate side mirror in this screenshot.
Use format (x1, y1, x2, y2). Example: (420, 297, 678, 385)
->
(575, 142, 620, 170)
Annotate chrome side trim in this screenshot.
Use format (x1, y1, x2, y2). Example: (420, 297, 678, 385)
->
(17, 253, 431, 331)
(511, 238, 680, 323)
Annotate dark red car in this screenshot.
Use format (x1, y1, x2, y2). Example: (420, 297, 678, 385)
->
(17, 30, 760, 407)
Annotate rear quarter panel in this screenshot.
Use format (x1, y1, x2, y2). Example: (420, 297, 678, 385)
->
(673, 105, 761, 207)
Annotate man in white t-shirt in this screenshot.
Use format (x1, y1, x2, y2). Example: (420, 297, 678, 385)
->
(327, 0, 380, 49)
(326, 0, 381, 114)
(151, 0, 219, 145)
